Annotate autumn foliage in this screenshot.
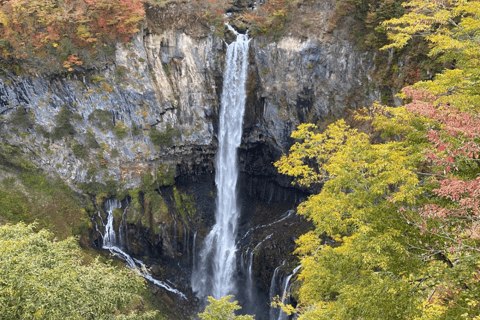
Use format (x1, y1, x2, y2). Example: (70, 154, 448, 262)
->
(0, 0, 145, 72)
(276, 0, 480, 318)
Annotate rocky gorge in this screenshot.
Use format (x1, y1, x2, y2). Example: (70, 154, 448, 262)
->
(0, 1, 381, 318)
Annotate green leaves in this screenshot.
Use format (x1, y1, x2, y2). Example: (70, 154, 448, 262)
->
(0, 223, 157, 319)
(276, 119, 424, 319)
(198, 296, 255, 320)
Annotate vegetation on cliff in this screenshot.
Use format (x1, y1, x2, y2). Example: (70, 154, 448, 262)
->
(276, 0, 480, 318)
(0, 0, 145, 73)
(0, 223, 158, 319)
(0, 142, 170, 319)
(198, 296, 255, 320)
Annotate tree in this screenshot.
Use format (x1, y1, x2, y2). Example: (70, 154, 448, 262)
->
(198, 296, 255, 320)
(275, 118, 427, 319)
(0, 0, 145, 71)
(0, 223, 157, 319)
(275, 0, 480, 316)
(383, 0, 480, 111)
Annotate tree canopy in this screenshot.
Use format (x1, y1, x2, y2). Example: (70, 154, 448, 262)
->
(275, 0, 480, 318)
(0, 0, 145, 72)
(198, 296, 255, 320)
(0, 223, 157, 319)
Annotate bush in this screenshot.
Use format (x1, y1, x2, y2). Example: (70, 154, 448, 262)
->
(71, 143, 86, 159)
(110, 148, 120, 158)
(36, 125, 51, 139)
(132, 123, 142, 136)
(149, 123, 181, 147)
(114, 121, 129, 139)
(8, 106, 33, 129)
(52, 105, 75, 140)
(85, 131, 100, 149)
(88, 109, 114, 131)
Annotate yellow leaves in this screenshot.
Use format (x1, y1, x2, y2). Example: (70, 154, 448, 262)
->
(432, 9, 452, 24)
(271, 296, 297, 316)
(295, 231, 322, 256)
(275, 120, 359, 187)
(414, 301, 448, 320)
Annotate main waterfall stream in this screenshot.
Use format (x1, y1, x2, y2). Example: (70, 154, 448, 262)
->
(192, 25, 250, 300)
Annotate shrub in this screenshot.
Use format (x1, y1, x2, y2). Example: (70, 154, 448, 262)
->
(114, 121, 129, 139)
(52, 105, 75, 140)
(149, 123, 181, 147)
(71, 143, 86, 159)
(88, 109, 114, 131)
(85, 131, 100, 148)
(110, 148, 120, 158)
(8, 106, 33, 129)
(36, 125, 51, 139)
(132, 123, 142, 136)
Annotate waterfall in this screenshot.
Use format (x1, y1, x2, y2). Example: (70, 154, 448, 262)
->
(244, 234, 272, 309)
(101, 198, 187, 299)
(276, 265, 301, 320)
(192, 24, 250, 300)
(269, 262, 285, 320)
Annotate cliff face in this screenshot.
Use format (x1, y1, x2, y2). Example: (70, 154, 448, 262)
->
(0, 21, 377, 188)
(0, 5, 379, 313)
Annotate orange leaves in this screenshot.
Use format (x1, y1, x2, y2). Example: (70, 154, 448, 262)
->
(63, 54, 83, 71)
(0, 0, 145, 71)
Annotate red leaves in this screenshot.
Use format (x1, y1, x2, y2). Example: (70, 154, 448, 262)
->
(0, 0, 145, 69)
(401, 88, 480, 251)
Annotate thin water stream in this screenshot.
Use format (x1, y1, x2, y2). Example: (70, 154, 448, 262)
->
(101, 199, 187, 299)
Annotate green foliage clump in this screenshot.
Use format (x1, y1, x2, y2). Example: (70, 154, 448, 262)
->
(114, 121, 129, 139)
(142, 191, 169, 233)
(149, 123, 181, 147)
(79, 177, 118, 198)
(71, 143, 86, 159)
(0, 223, 157, 319)
(157, 164, 175, 186)
(198, 295, 254, 320)
(0, 143, 37, 172)
(36, 125, 51, 139)
(173, 186, 196, 220)
(52, 105, 76, 140)
(111, 148, 120, 158)
(132, 123, 142, 136)
(88, 109, 114, 131)
(8, 106, 33, 129)
(85, 131, 100, 149)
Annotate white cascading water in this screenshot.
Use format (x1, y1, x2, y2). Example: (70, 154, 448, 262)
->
(102, 199, 186, 299)
(277, 265, 301, 320)
(192, 24, 250, 299)
(269, 262, 285, 320)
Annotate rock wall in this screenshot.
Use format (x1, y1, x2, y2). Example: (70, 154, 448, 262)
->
(0, 22, 377, 188)
(0, 7, 379, 313)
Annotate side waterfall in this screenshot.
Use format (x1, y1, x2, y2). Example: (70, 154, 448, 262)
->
(192, 25, 250, 299)
(101, 199, 187, 299)
(276, 265, 301, 320)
